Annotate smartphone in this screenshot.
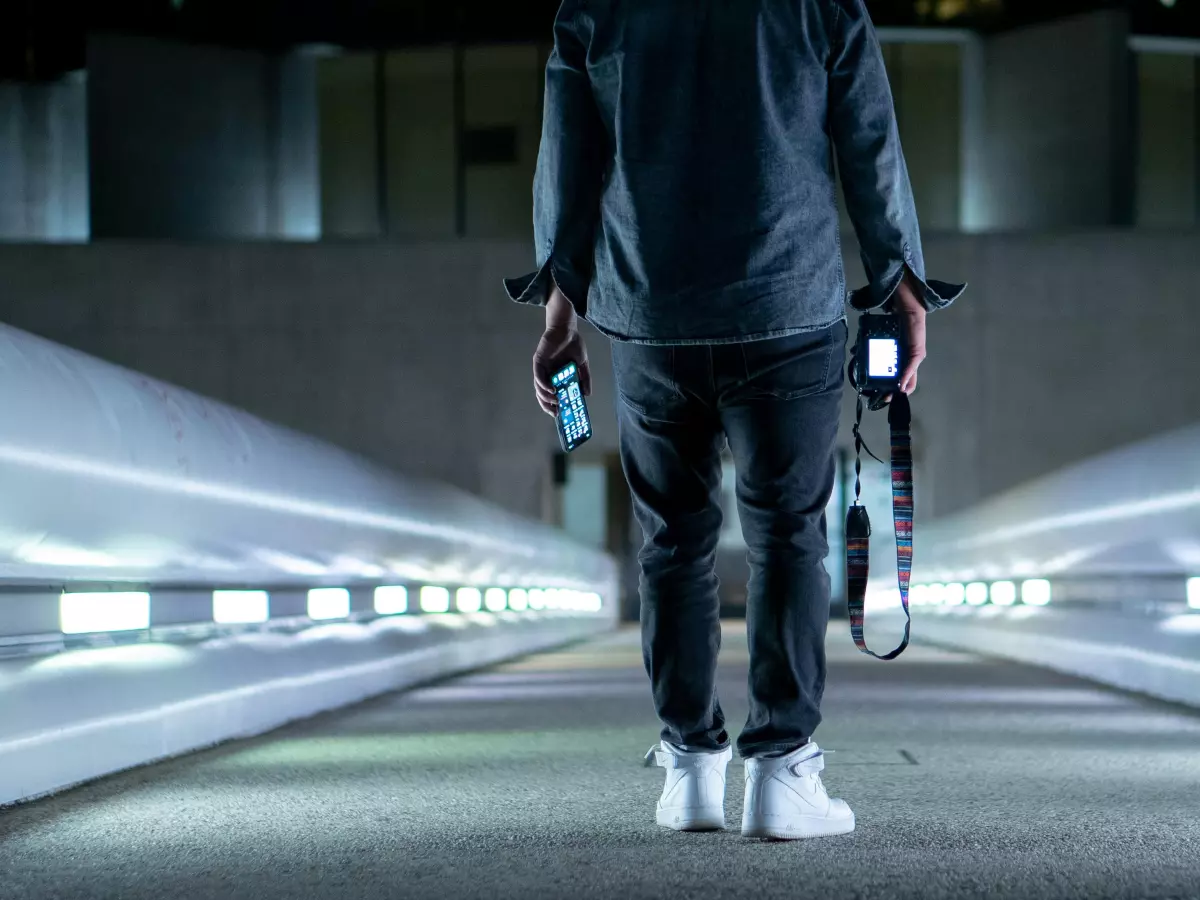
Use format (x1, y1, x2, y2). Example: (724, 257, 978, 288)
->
(551, 362, 592, 453)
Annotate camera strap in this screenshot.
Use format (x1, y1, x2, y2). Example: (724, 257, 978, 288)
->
(845, 390, 912, 660)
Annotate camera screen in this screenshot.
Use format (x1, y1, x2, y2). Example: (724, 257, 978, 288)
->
(868, 338, 900, 379)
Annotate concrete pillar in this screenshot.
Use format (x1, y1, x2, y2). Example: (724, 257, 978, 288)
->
(0, 77, 89, 241)
(270, 53, 322, 240)
(975, 10, 1134, 230)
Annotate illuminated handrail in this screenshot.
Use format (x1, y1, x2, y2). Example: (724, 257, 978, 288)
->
(899, 421, 1200, 589)
(0, 323, 616, 600)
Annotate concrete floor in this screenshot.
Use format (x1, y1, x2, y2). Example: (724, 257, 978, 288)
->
(3, 624, 1200, 900)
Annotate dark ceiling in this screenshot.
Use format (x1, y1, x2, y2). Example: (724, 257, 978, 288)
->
(2, 0, 1197, 81)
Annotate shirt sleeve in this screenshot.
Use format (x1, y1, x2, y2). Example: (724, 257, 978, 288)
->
(827, 0, 966, 313)
(503, 1, 605, 315)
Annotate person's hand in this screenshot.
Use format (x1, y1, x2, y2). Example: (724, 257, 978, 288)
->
(893, 270, 927, 395)
(533, 286, 591, 416)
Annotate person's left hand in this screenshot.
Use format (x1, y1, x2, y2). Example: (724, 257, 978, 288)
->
(533, 287, 590, 416)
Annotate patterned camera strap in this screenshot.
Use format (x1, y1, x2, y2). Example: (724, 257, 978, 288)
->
(846, 391, 912, 660)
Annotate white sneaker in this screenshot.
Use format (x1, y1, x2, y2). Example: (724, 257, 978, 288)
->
(644, 741, 733, 831)
(741, 742, 855, 839)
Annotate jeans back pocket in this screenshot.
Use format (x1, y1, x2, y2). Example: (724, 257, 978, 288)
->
(733, 322, 846, 402)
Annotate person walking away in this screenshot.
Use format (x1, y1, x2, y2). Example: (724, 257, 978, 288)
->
(504, 0, 965, 839)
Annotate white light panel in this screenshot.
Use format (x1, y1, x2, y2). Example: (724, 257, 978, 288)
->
(528, 589, 546, 610)
(1187, 577, 1200, 611)
(484, 588, 508, 612)
(420, 586, 451, 613)
(1021, 579, 1052, 607)
(990, 581, 1017, 607)
(374, 586, 408, 615)
(456, 587, 483, 613)
(308, 588, 350, 620)
(507, 588, 529, 612)
(944, 583, 966, 606)
(60, 592, 151, 635)
(213, 590, 269, 624)
(965, 582, 989, 606)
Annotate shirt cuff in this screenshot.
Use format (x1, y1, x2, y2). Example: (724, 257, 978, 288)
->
(848, 246, 966, 314)
(503, 258, 590, 317)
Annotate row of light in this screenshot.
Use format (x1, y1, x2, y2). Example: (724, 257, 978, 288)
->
(59, 586, 605, 635)
(909, 579, 1051, 608)
(913, 577, 1200, 611)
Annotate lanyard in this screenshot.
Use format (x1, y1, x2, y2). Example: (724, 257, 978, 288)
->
(845, 391, 912, 660)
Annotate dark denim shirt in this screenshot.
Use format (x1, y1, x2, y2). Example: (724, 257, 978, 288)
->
(504, 0, 965, 345)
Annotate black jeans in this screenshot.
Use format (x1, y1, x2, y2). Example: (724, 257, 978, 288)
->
(612, 322, 847, 759)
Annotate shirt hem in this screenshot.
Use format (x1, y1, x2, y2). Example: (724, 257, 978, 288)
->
(584, 312, 848, 347)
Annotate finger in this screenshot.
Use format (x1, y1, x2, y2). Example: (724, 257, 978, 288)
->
(535, 382, 557, 409)
(578, 360, 592, 396)
(532, 358, 553, 393)
(899, 362, 920, 394)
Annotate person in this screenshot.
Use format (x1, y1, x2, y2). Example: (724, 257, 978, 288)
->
(504, 0, 964, 840)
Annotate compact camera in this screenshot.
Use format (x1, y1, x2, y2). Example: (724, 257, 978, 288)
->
(848, 312, 905, 407)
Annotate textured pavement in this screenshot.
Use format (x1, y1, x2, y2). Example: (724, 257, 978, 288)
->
(3, 624, 1200, 900)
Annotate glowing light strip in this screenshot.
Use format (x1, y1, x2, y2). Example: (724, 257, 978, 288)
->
(374, 586, 408, 615)
(213, 590, 270, 624)
(420, 586, 451, 613)
(308, 588, 350, 620)
(60, 592, 151, 634)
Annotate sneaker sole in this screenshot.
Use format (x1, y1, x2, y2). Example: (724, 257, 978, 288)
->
(657, 806, 726, 832)
(741, 812, 856, 840)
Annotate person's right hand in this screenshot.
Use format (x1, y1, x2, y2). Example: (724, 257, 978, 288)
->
(892, 271, 927, 395)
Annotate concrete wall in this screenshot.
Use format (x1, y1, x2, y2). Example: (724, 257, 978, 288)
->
(463, 45, 543, 239)
(319, 46, 543, 240)
(978, 11, 1134, 230)
(1, 231, 1197, 525)
(87, 35, 319, 240)
(0, 77, 89, 241)
(386, 49, 457, 238)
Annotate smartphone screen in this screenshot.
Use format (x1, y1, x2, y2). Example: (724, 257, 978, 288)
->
(867, 338, 901, 381)
(552, 362, 592, 453)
